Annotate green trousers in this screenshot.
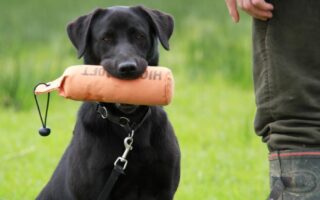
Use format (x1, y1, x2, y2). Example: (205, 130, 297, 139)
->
(253, 0, 320, 151)
(253, 1, 320, 199)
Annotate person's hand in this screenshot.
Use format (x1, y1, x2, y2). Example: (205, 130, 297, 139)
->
(225, 0, 274, 23)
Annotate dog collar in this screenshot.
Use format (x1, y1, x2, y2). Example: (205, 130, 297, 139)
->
(96, 103, 151, 133)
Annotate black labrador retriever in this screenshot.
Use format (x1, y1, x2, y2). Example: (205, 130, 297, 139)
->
(36, 6, 180, 200)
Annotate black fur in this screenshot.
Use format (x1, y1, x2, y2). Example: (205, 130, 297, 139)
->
(36, 6, 180, 200)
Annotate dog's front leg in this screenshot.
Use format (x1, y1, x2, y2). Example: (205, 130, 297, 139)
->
(155, 191, 174, 200)
(139, 189, 174, 200)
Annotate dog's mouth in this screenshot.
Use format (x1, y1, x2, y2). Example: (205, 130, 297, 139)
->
(115, 103, 139, 114)
(101, 58, 148, 80)
(101, 58, 147, 114)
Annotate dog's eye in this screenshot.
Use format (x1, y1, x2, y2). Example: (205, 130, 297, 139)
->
(102, 35, 113, 43)
(135, 33, 145, 40)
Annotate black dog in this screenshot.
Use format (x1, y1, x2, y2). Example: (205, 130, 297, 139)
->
(37, 6, 180, 200)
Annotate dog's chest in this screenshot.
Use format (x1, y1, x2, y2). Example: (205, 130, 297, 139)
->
(129, 145, 157, 165)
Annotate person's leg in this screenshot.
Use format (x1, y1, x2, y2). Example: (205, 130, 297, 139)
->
(253, 0, 320, 151)
(252, 0, 320, 199)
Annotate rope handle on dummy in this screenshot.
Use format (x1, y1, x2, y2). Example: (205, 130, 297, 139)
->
(33, 65, 174, 136)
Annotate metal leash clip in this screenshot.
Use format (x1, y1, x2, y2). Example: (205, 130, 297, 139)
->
(114, 131, 135, 170)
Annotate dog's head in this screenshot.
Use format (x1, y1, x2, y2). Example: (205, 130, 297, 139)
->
(67, 6, 174, 80)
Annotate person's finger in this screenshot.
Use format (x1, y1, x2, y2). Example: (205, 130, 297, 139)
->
(237, 0, 244, 9)
(225, 0, 240, 23)
(240, 0, 273, 20)
(251, 0, 274, 11)
(244, 9, 272, 21)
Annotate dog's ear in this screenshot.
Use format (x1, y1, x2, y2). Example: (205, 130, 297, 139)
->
(134, 6, 174, 50)
(67, 9, 104, 58)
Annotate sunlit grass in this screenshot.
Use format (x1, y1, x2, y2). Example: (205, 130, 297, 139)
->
(0, 74, 269, 200)
(0, 0, 270, 199)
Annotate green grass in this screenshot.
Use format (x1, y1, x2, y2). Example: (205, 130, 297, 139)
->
(0, 75, 269, 199)
(0, 0, 270, 199)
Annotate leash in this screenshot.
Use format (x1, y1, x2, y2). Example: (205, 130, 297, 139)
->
(96, 103, 151, 200)
(97, 130, 134, 200)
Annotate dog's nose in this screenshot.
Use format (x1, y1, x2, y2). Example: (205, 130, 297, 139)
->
(118, 61, 138, 74)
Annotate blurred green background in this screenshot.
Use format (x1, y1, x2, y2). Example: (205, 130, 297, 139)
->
(0, 0, 269, 199)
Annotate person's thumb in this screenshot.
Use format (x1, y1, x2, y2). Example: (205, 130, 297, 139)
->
(225, 0, 240, 23)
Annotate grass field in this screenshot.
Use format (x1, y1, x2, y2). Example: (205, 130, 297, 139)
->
(0, 0, 270, 199)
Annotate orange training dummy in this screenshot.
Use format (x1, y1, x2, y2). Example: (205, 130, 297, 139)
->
(34, 65, 174, 105)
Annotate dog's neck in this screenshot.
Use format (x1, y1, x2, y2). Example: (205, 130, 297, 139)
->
(97, 103, 150, 130)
